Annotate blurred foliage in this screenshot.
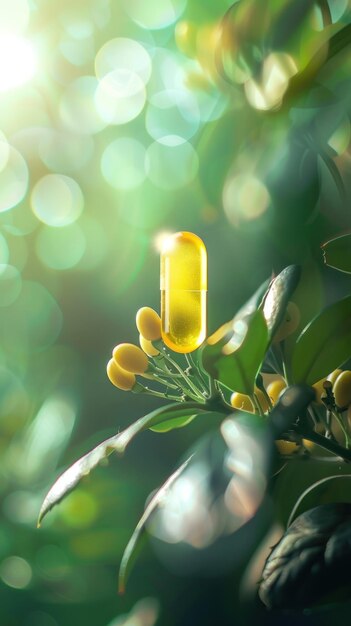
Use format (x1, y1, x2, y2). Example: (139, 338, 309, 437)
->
(1, 0, 351, 624)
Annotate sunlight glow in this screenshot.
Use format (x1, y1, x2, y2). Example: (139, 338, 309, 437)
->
(0, 35, 37, 92)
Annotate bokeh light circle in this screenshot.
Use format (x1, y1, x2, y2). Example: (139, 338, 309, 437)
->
(145, 139, 199, 189)
(59, 36, 95, 67)
(36, 223, 86, 270)
(38, 129, 94, 173)
(146, 89, 200, 143)
(101, 137, 146, 190)
(0, 556, 32, 589)
(0, 35, 37, 92)
(31, 174, 84, 227)
(0, 265, 22, 306)
(223, 174, 271, 225)
(59, 76, 107, 134)
(121, 0, 187, 30)
(95, 69, 146, 125)
(95, 38, 152, 83)
(0, 145, 29, 213)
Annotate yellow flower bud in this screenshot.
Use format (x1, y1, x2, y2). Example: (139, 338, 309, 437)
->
(273, 301, 301, 343)
(230, 388, 269, 413)
(139, 334, 159, 357)
(333, 370, 351, 409)
(275, 440, 299, 455)
(113, 343, 149, 375)
(326, 369, 343, 386)
(106, 358, 136, 391)
(267, 379, 287, 405)
(136, 307, 162, 342)
(230, 392, 255, 412)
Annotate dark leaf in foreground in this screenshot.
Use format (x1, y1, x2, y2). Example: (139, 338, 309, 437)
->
(37, 402, 206, 526)
(149, 414, 274, 576)
(119, 456, 193, 594)
(259, 503, 351, 610)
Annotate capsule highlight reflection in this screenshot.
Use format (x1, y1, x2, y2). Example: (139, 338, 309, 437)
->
(160, 231, 207, 353)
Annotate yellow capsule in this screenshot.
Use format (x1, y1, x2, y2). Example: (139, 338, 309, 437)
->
(160, 231, 207, 353)
(136, 307, 161, 341)
(106, 358, 136, 391)
(112, 343, 148, 375)
(139, 334, 159, 357)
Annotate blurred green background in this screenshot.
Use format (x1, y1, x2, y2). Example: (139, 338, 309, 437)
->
(1, 0, 351, 624)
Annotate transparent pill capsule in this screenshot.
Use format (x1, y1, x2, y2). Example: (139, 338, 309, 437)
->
(160, 231, 207, 353)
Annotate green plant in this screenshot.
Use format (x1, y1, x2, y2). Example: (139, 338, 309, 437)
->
(38, 261, 351, 606)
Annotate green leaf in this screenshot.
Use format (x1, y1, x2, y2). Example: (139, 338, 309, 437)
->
(261, 264, 301, 338)
(37, 401, 206, 526)
(150, 414, 197, 433)
(201, 266, 300, 393)
(202, 309, 269, 394)
(118, 456, 193, 594)
(291, 294, 351, 384)
(321, 233, 351, 274)
(259, 503, 351, 610)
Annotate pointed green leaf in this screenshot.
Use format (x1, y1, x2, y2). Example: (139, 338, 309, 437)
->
(202, 309, 269, 394)
(321, 233, 351, 274)
(261, 264, 301, 338)
(150, 414, 197, 433)
(201, 266, 300, 393)
(291, 294, 351, 384)
(37, 402, 205, 526)
(118, 456, 193, 594)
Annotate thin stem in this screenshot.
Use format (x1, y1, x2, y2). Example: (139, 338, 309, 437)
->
(267, 346, 284, 376)
(185, 353, 209, 395)
(148, 357, 201, 401)
(307, 406, 318, 428)
(332, 410, 349, 449)
(278, 342, 292, 386)
(287, 474, 351, 527)
(293, 427, 351, 463)
(208, 376, 217, 399)
(252, 393, 264, 416)
(261, 385, 273, 411)
(189, 352, 209, 388)
(160, 349, 206, 402)
(151, 374, 180, 390)
(138, 386, 183, 402)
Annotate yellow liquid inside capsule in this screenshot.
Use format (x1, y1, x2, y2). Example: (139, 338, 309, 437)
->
(160, 232, 207, 353)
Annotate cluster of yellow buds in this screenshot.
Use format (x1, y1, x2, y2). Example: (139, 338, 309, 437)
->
(107, 307, 161, 392)
(106, 307, 209, 403)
